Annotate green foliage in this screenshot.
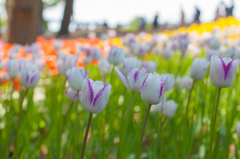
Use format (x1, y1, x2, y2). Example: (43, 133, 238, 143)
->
(0, 50, 239, 158)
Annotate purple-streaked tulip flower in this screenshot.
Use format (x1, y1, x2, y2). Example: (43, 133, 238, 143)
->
(237, 122, 240, 138)
(160, 74, 175, 91)
(66, 67, 90, 91)
(190, 58, 210, 81)
(58, 54, 77, 74)
(123, 33, 136, 47)
(6, 59, 21, 78)
(25, 43, 39, 54)
(207, 49, 221, 61)
(209, 38, 221, 50)
(98, 58, 111, 75)
(210, 55, 239, 88)
(81, 46, 91, 57)
(161, 100, 178, 118)
(141, 73, 166, 104)
(222, 47, 240, 59)
(142, 61, 157, 73)
(180, 76, 193, 89)
(81, 79, 112, 114)
(21, 66, 41, 88)
(115, 67, 146, 92)
(171, 40, 180, 51)
(90, 46, 101, 60)
(108, 46, 125, 65)
(178, 34, 189, 56)
(65, 88, 81, 102)
(131, 42, 150, 57)
(122, 57, 141, 75)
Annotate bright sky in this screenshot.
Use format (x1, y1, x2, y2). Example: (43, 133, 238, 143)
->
(43, 0, 240, 32)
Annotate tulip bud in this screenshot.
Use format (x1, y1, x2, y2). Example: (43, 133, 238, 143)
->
(53, 39, 63, 50)
(58, 54, 77, 74)
(180, 76, 193, 89)
(160, 74, 175, 91)
(142, 61, 157, 73)
(178, 34, 189, 56)
(207, 49, 221, 61)
(6, 59, 21, 78)
(98, 58, 111, 75)
(108, 46, 125, 65)
(21, 65, 41, 88)
(65, 88, 81, 102)
(222, 47, 240, 59)
(237, 122, 240, 138)
(66, 67, 90, 91)
(35, 60, 46, 71)
(190, 58, 210, 81)
(161, 100, 178, 118)
(122, 57, 141, 75)
(83, 57, 91, 65)
(131, 42, 149, 57)
(210, 55, 239, 88)
(123, 33, 136, 47)
(115, 67, 146, 92)
(90, 46, 101, 60)
(151, 96, 166, 113)
(209, 38, 221, 50)
(81, 79, 112, 114)
(162, 49, 173, 59)
(141, 73, 166, 104)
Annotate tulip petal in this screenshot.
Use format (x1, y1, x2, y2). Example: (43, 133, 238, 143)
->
(92, 84, 110, 107)
(87, 79, 94, 104)
(220, 57, 233, 80)
(114, 66, 130, 89)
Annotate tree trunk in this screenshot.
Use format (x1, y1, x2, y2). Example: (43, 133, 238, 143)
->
(57, 0, 73, 37)
(4, 0, 41, 44)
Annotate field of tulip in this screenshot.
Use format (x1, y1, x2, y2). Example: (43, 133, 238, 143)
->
(0, 17, 240, 159)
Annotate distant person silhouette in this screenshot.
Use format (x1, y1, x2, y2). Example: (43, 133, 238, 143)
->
(139, 18, 146, 31)
(103, 20, 108, 29)
(193, 6, 201, 23)
(180, 8, 185, 26)
(153, 13, 159, 29)
(225, 0, 234, 17)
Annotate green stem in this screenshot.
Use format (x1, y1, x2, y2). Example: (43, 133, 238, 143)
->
(183, 81, 195, 156)
(73, 91, 80, 158)
(5, 80, 15, 158)
(184, 80, 195, 124)
(57, 76, 67, 158)
(15, 88, 29, 157)
(110, 65, 115, 84)
(208, 88, 221, 159)
(119, 91, 135, 158)
(60, 101, 74, 137)
(155, 117, 167, 159)
(136, 104, 152, 159)
(81, 113, 93, 159)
